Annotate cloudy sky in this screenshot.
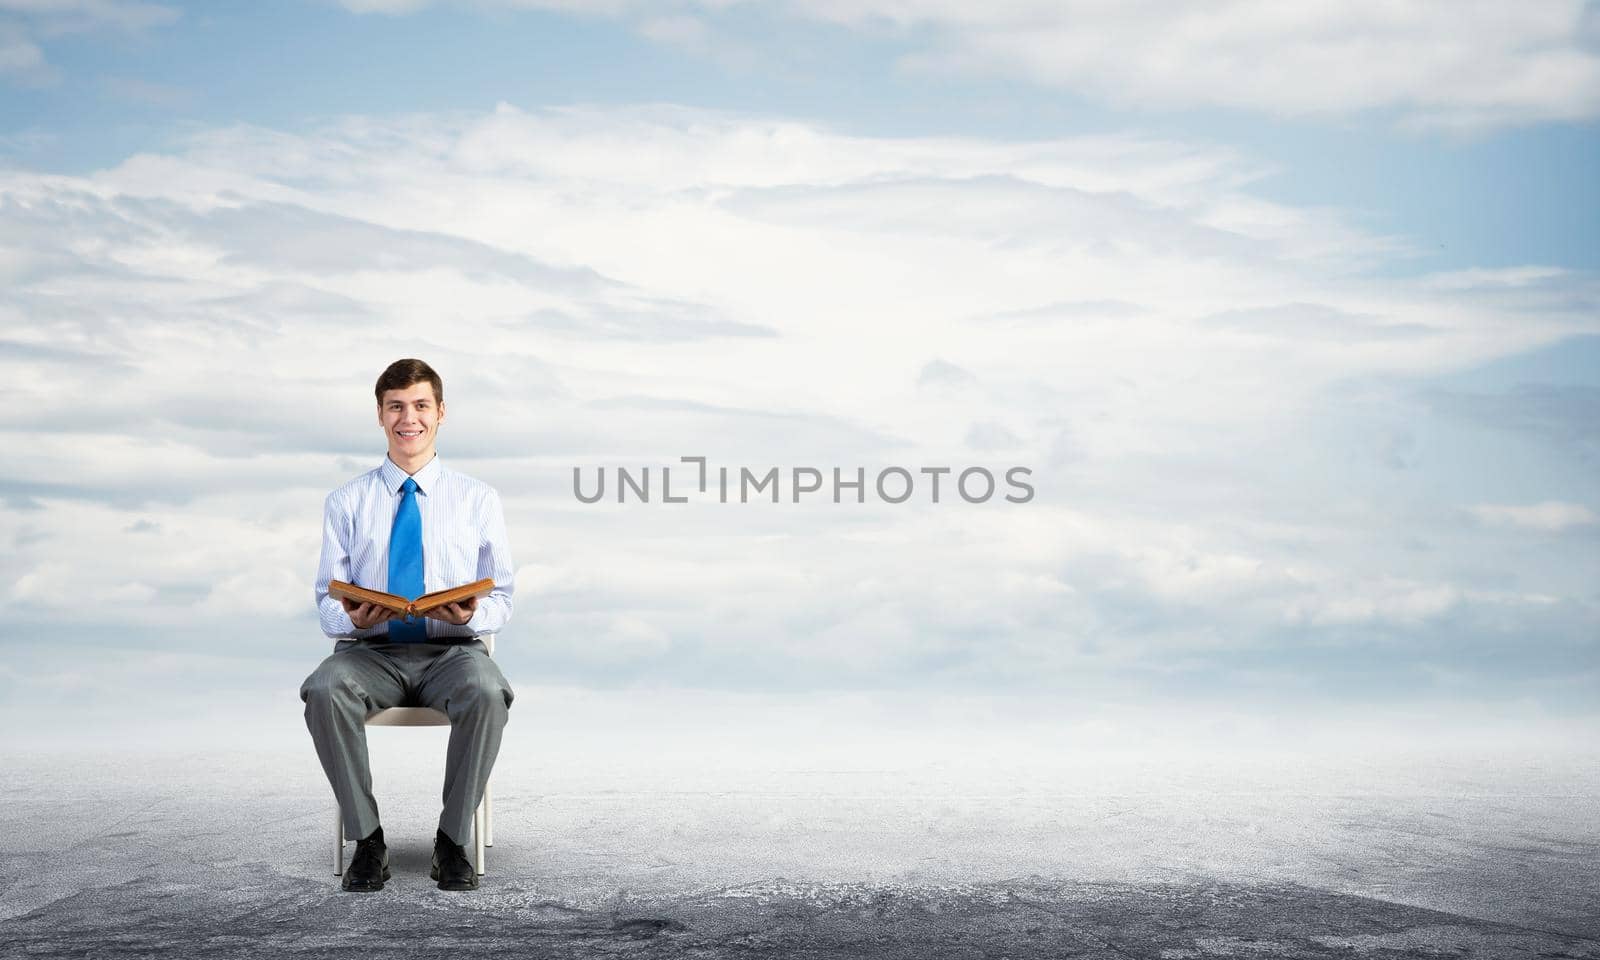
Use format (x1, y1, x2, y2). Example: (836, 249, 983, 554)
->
(2, 1, 1596, 745)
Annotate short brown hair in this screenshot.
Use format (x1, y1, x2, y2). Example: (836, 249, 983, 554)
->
(374, 358, 443, 405)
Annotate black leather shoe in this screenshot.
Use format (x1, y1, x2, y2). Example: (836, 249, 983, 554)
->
(431, 828, 478, 891)
(342, 825, 390, 892)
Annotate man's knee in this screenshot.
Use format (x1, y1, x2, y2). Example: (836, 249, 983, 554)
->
(300, 657, 364, 708)
(446, 663, 513, 720)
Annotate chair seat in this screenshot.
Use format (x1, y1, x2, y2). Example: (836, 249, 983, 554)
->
(367, 706, 449, 727)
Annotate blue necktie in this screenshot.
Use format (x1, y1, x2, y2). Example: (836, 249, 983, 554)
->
(387, 477, 428, 642)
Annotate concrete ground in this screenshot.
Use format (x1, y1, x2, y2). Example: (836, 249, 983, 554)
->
(3, 725, 1597, 959)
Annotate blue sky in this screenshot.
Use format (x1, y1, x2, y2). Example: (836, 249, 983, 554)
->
(1, 0, 1596, 742)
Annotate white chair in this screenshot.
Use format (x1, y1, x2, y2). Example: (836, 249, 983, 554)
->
(333, 634, 495, 877)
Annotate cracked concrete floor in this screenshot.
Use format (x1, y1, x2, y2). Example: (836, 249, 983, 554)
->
(2, 734, 1596, 958)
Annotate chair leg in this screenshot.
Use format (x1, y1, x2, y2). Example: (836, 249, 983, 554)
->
(334, 806, 345, 876)
(485, 781, 493, 848)
(474, 800, 486, 876)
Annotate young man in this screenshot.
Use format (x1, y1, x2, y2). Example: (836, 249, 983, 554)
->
(301, 358, 515, 892)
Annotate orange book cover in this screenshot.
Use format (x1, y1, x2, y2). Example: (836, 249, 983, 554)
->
(327, 578, 495, 618)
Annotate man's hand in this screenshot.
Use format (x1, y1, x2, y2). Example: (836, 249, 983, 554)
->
(429, 597, 477, 626)
(342, 599, 396, 631)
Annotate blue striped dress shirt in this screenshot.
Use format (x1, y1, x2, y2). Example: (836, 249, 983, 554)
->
(315, 456, 514, 640)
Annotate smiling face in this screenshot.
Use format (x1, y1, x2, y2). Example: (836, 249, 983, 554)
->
(377, 380, 445, 473)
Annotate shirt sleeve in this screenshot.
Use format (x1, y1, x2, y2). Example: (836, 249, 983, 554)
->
(315, 489, 358, 638)
(467, 487, 514, 637)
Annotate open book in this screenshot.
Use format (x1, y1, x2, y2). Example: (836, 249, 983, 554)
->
(328, 578, 496, 619)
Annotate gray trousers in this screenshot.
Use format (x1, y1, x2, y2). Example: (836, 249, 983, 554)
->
(300, 638, 513, 847)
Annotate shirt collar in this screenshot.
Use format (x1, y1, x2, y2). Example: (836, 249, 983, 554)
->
(380, 454, 443, 495)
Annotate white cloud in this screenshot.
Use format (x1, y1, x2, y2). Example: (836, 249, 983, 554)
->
(3, 104, 1596, 701)
(335, 0, 628, 13)
(1284, 578, 1463, 627)
(637, 13, 710, 52)
(331, 0, 1600, 129)
(802, 0, 1600, 129)
(1422, 266, 1572, 291)
(1470, 501, 1598, 532)
(337, 0, 429, 12)
(0, 21, 51, 83)
(0, 0, 176, 31)
(0, 0, 177, 87)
